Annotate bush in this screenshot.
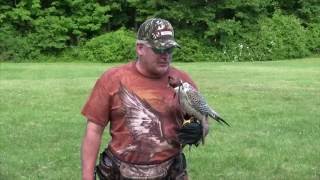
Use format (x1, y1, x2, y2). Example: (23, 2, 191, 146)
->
(174, 36, 204, 62)
(257, 12, 310, 60)
(219, 12, 311, 62)
(306, 23, 320, 53)
(174, 34, 223, 62)
(0, 25, 40, 62)
(76, 28, 136, 62)
(220, 42, 263, 62)
(32, 15, 72, 52)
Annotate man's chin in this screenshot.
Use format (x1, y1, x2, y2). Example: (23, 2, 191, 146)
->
(153, 66, 169, 77)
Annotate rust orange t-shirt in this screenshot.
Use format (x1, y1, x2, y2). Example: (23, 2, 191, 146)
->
(81, 61, 197, 165)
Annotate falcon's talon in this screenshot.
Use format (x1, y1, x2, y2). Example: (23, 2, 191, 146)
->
(182, 119, 191, 126)
(182, 116, 198, 126)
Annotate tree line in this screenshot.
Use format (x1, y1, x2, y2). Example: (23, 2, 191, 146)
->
(0, 0, 319, 62)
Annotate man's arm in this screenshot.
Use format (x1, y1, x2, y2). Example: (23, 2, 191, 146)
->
(81, 120, 105, 180)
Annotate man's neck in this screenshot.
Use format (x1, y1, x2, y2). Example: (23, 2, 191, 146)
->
(135, 60, 168, 79)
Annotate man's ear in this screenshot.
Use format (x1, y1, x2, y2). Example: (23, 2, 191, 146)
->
(136, 43, 144, 56)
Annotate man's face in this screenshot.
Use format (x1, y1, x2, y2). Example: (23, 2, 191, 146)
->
(136, 43, 173, 78)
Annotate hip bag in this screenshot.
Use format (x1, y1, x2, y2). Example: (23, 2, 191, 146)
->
(95, 149, 187, 180)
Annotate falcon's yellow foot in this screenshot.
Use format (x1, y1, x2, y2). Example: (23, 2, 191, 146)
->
(182, 119, 192, 126)
(182, 117, 198, 126)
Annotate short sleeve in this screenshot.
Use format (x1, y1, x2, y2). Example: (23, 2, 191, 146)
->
(81, 72, 114, 127)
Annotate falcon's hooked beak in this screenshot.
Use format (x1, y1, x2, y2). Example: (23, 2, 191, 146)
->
(168, 76, 183, 99)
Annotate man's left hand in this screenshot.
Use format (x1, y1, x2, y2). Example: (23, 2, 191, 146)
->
(177, 121, 203, 146)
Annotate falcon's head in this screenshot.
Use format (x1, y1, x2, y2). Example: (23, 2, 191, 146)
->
(168, 76, 183, 98)
(168, 76, 194, 93)
(168, 76, 182, 88)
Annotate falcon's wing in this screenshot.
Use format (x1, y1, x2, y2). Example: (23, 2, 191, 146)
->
(119, 84, 164, 139)
(185, 88, 211, 115)
(185, 87, 229, 126)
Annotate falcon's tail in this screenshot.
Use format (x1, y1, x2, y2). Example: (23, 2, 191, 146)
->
(209, 110, 230, 126)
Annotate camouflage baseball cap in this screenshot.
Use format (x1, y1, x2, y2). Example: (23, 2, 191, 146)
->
(137, 18, 180, 50)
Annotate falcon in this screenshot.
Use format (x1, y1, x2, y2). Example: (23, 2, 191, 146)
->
(168, 76, 230, 144)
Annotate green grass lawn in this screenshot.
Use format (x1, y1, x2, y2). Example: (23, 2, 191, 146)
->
(1, 58, 319, 179)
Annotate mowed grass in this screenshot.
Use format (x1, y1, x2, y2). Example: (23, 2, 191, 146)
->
(0, 58, 319, 179)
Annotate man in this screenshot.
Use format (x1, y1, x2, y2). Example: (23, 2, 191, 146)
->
(81, 18, 203, 180)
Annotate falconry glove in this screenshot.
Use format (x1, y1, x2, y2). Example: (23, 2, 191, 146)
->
(177, 121, 203, 147)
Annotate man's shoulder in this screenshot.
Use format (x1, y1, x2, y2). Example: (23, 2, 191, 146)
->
(169, 66, 191, 78)
(100, 61, 134, 79)
(169, 65, 197, 88)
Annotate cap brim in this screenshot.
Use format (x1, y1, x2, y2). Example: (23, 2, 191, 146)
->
(152, 39, 180, 49)
(164, 39, 180, 49)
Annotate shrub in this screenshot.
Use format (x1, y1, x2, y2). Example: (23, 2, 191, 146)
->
(257, 12, 310, 60)
(0, 25, 40, 62)
(220, 42, 263, 62)
(205, 19, 243, 49)
(174, 34, 223, 62)
(219, 12, 311, 62)
(77, 28, 136, 62)
(306, 23, 320, 53)
(32, 15, 72, 52)
(174, 36, 203, 62)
